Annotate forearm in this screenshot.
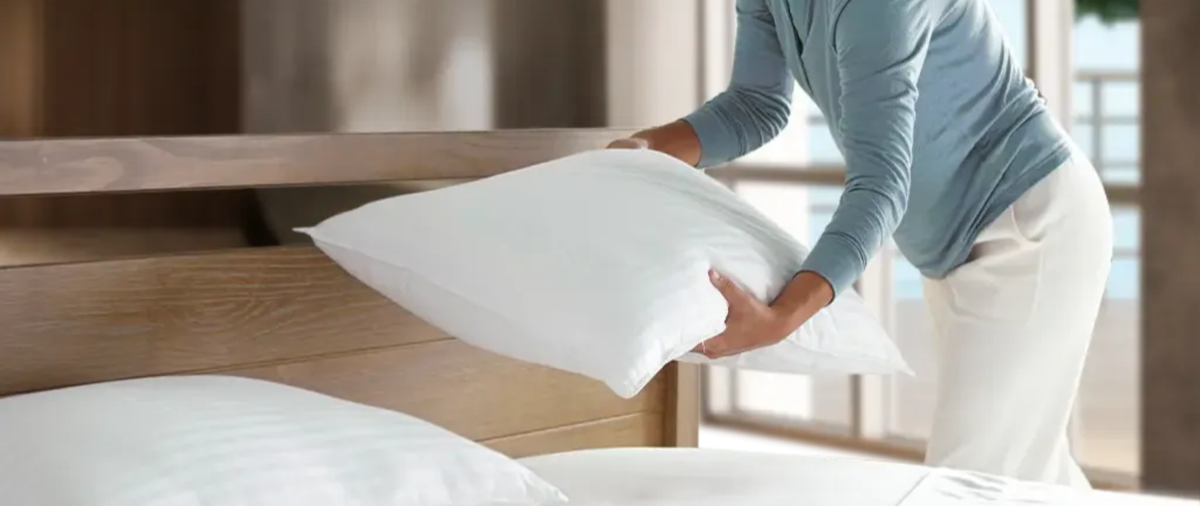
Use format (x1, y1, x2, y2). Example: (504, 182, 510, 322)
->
(799, 184, 902, 296)
(770, 181, 903, 333)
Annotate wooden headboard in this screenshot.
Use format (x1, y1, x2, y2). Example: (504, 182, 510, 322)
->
(0, 128, 701, 458)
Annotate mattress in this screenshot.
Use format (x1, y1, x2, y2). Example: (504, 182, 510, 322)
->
(516, 448, 1197, 506)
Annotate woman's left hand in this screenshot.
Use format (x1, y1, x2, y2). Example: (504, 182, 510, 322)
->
(694, 269, 833, 360)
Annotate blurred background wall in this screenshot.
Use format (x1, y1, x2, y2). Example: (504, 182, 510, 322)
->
(0, 0, 701, 252)
(0, 0, 247, 263)
(239, 0, 700, 243)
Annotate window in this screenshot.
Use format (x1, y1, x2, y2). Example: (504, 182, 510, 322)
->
(1073, 17, 1140, 184)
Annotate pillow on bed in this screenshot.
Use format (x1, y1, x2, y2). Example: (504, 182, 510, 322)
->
(300, 149, 910, 398)
(0, 375, 565, 506)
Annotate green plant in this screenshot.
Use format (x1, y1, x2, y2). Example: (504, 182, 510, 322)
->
(1076, 0, 1138, 23)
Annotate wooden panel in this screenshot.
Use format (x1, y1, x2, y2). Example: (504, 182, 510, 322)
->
(484, 413, 663, 458)
(231, 340, 665, 442)
(0, 246, 442, 395)
(0, 242, 696, 455)
(0, 191, 252, 227)
(37, 0, 241, 137)
(664, 362, 701, 447)
(0, 228, 247, 267)
(0, 191, 253, 268)
(0, 129, 633, 197)
(1141, 0, 1200, 496)
(0, 0, 240, 138)
(0, 1, 248, 268)
(0, 0, 43, 136)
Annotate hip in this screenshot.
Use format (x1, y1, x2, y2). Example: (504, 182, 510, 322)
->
(922, 149, 1113, 328)
(901, 140, 1109, 279)
(962, 148, 1113, 270)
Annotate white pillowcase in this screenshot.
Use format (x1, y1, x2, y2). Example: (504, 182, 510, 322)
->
(301, 149, 910, 398)
(0, 375, 565, 506)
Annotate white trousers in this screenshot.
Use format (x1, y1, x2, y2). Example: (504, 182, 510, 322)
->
(921, 151, 1113, 488)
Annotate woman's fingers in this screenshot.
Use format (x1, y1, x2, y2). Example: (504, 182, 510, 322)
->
(606, 137, 650, 149)
(695, 270, 745, 359)
(709, 269, 752, 308)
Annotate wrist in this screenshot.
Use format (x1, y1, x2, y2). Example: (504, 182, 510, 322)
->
(631, 121, 702, 167)
(770, 271, 834, 332)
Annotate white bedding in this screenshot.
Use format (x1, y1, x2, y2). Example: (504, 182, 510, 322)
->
(516, 448, 1197, 506)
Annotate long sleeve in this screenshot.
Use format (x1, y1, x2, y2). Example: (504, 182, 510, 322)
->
(798, 0, 933, 297)
(682, 0, 794, 169)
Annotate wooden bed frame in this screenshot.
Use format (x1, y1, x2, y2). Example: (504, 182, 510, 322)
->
(0, 128, 701, 458)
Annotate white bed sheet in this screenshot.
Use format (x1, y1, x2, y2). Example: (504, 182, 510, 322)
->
(515, 448, 1197, 506)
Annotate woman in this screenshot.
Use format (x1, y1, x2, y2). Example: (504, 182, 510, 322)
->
(610, 0, 1111, 488)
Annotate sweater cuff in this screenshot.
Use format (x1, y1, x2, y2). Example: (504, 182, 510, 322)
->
(681, 108, 734, 169)
(798, 233, 868, 301)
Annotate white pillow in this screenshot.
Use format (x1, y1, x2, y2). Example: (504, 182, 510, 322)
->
(0, 375, 565, 506)
(300, 149, 910, 398)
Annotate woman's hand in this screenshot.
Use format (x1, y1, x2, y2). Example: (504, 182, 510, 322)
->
(604, 121, 703, 167)
(694, 269, 833, 359)
(606, 137, 650, 150)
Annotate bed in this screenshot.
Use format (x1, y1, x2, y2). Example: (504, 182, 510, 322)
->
(0, 129, 1190, 506)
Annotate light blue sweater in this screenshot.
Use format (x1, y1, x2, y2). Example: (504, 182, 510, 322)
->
(684, 0, 1072, 296)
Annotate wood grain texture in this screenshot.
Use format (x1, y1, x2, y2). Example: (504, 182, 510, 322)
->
(231, 339, 665, 442)
(0, 0, 250, 269)
(0, 246, 440, 395)
(0, 0, 43, 137)
(0, 129, 634, 196)
(1141, 0, 1200, 495)
(664, 362, 701, 447)
(484, 413, 664, 458)
(0, 244, 697, 456)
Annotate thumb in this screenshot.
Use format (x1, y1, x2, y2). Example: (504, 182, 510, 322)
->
(708, 269, 749, 305)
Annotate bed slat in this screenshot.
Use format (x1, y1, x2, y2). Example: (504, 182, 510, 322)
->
(0, 129, 633, 196)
